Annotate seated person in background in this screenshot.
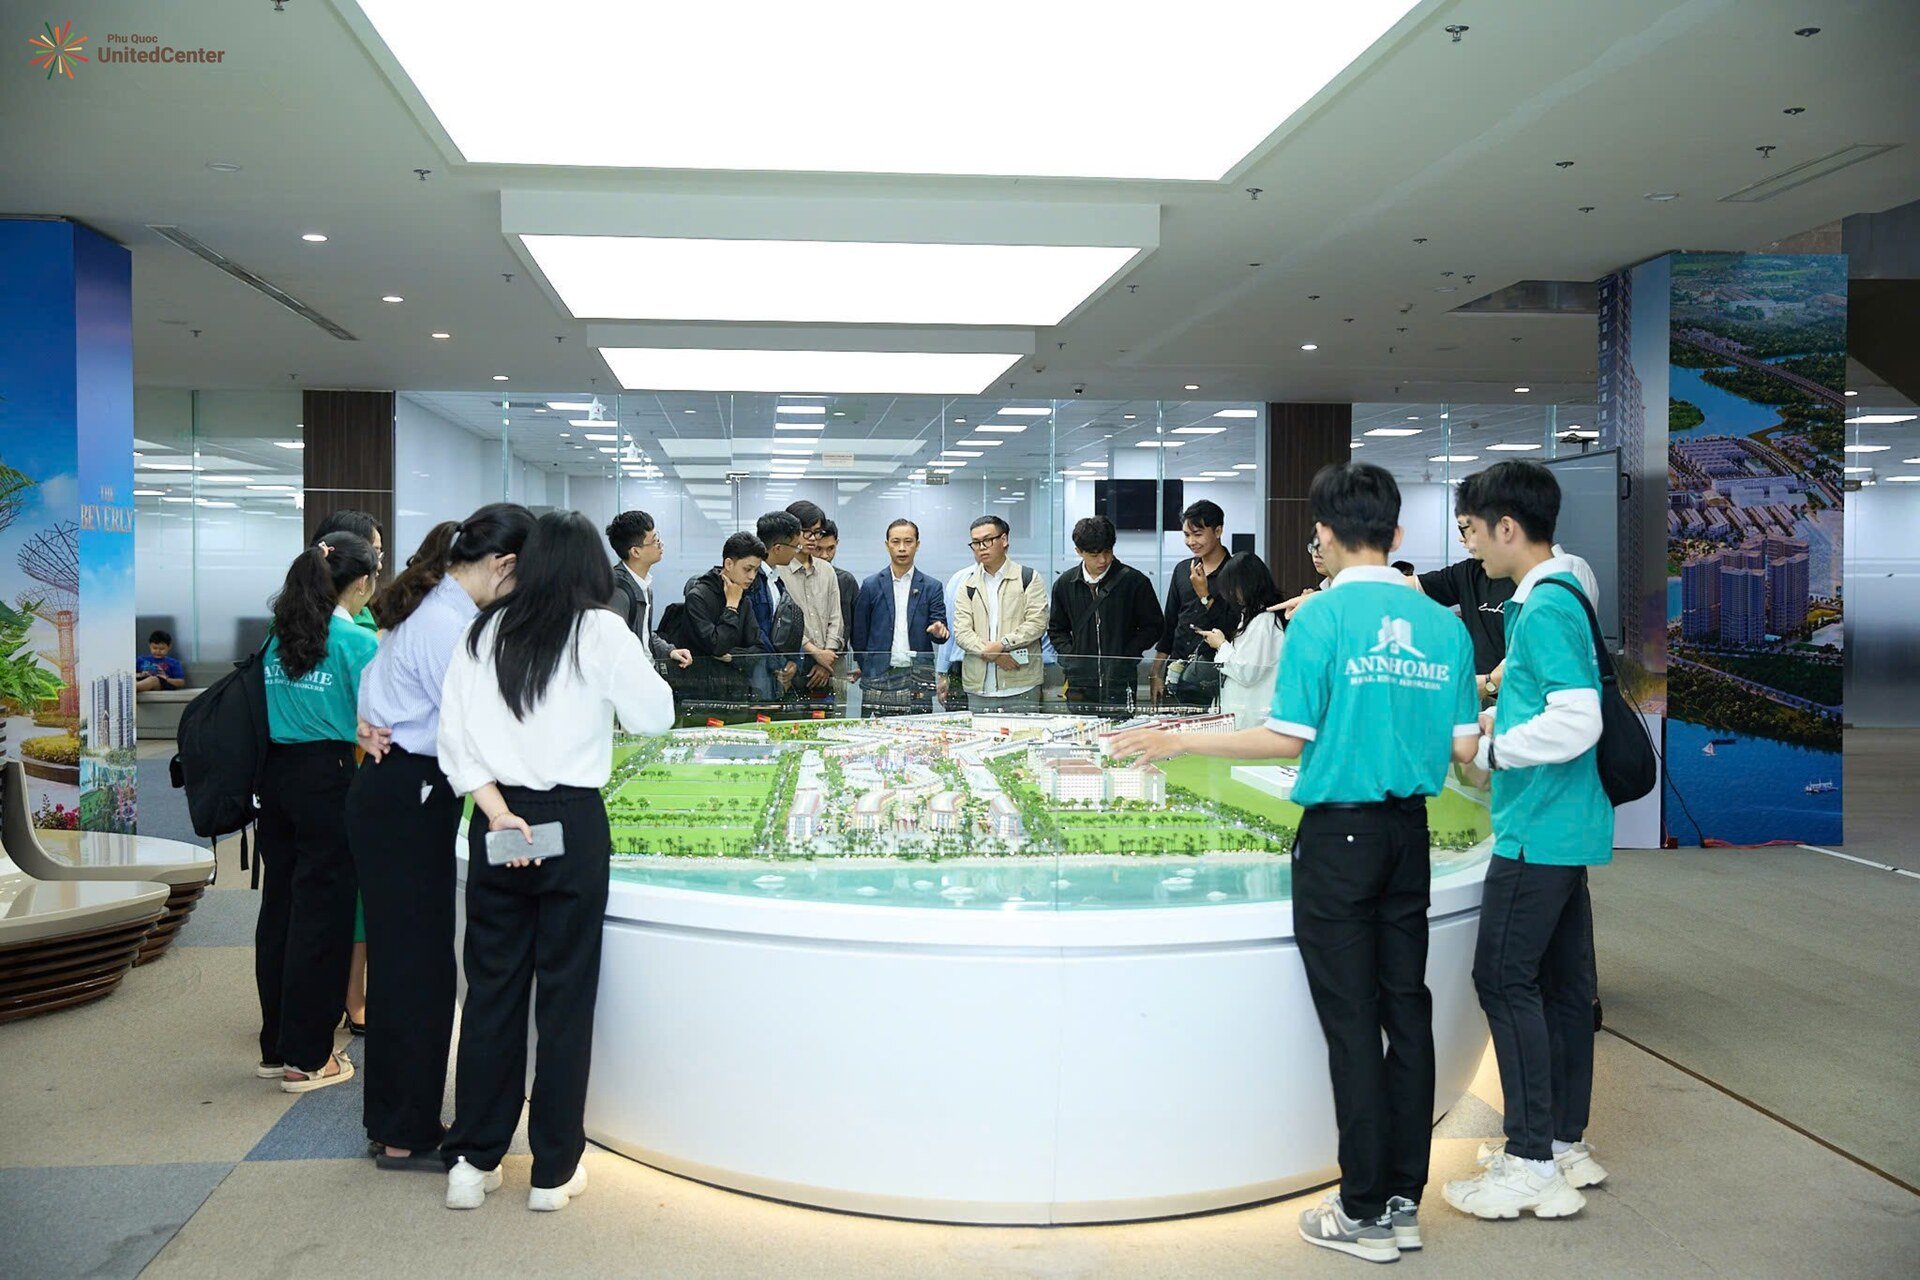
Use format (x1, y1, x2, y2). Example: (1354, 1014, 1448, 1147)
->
(135, 629, 187, 691)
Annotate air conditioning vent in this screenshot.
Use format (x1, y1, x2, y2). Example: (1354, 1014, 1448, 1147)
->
(1720, 144, 1900, 203)
(146, 225, 358, 341)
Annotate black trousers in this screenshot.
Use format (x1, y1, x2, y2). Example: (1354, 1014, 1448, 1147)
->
(444, 785, 612, 1189)
(254, 740, 359, 1073)
(1473, 854, 1596, 1161)
(347, 746, 462, 1151)
(1291, 800, 1435, 1220)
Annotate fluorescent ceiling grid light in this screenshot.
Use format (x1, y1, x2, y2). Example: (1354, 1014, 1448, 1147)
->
(1172, 426, 1226, 435)
(1488, 443, 1543, 451)
(583, 433, 619, 442)
(274, 441, 304, 450)
(776, 405, 826, 414)
(1183, 476, 1216, 483)
(144, 462, 195, 471)
(357, 1, 1418, 179)
(977, 423, 1029, 434)
(997, 407, 1053, 417)
(599, 348, 1022, 395)
(1904, 457, 1920, 465)
(1364, 428, 1422, 437)
(547, 401, 594, 412)
(195, 475, 256, 484)
(1213, 409, 1259, 418)
(1202, 470, 1239, 478)
(1886, 475, 1920, 483)
(1849, 414, 1917, 424)
(1843, 444, 1891, 453)
(956, 439, 1003, 447)
(1843, 466, 1874, 474)
(1079, 460, 1108, 467)
(773, 445, 816, 455)
(1233, 463, 1256, 470)
(941, 450, 983, 459)
(775, 422, 827, 431)
(1135, 440, 1184, 448)
(522, 235, 1135, 327)
(133, 489, 165, 497)
(568, 418, 617, 428)
(1430, 454, 1479, 463)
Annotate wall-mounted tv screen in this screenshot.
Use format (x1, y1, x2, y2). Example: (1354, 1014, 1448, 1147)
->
(1094, 479, 1185, 532)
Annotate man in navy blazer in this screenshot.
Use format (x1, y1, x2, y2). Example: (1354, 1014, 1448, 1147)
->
(850, 519, 949, 716)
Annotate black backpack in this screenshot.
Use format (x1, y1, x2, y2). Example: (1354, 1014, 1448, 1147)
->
(169, 642, 271, 884)
(1535, 578, 1657, 807)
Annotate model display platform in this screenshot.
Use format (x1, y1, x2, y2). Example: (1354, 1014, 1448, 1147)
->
(456, 711, 1495, 1224)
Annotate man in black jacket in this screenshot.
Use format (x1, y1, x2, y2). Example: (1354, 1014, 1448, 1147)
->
(1047, 516, 1164, 712)
(672, 531, 766, 705)
(1150, 498, 1232, 707)
(606, 509, 692, 670)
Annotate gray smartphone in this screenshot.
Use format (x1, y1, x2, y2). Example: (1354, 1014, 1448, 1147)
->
(484, 821, 566, 866)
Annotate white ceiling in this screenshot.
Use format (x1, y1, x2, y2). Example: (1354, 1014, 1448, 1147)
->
(3, 1, 1915, 404)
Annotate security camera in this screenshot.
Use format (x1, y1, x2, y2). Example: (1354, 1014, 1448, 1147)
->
(1072, 383, 1088, 396)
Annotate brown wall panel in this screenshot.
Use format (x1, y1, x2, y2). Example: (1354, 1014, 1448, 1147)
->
(302, 390, 395, 558)
(1264, 403, 1350, 595)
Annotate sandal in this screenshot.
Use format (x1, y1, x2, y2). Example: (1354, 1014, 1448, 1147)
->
(255, 1060, 286, 1080)
(281, 1052, 356, 1094)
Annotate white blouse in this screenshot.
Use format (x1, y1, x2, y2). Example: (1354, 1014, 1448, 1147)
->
(1214, 613, 1286, 731)
(437, 608, 674, 795)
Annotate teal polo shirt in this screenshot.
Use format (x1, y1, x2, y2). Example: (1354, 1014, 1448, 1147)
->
(264, 611, 380, 744)
(1488, 568, 1612, 866)
(1269, 565, 1480, 806)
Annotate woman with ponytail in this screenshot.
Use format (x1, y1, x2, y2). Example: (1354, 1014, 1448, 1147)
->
(347, 503, 534, 1171)
(255, 532, 381, 1093)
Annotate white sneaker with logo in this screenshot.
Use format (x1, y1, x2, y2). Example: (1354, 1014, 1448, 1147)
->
(1476, 1139, 1609, 1188)
(1443, 1151, 1587, 1220)
(1297, 1193, 1400, 1263)
(445, 1156, 502, 1210)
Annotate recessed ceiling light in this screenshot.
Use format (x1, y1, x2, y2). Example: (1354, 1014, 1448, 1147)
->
(957, 438, 1003, 447)
(1213, 409, 1258, 419)
(1406, 416, 1420, 421)
(274, 440, 305, 450)
(547, 401, 593, 411)
(599, 348, 1020, 395)
(1842, 466, 1875, 474)
(1123, 414, 1138, 420)
(1513, 386, 1531, 393)
(133, 489, 166, 497)
(142, 462, 194, 471)
(1364, 427, 1422, 437)
(1487, 443, 1543, 452)
(382, 295, 405, 304)
(1645, 192, 1681, 202)
(1849, 414, 1917, 424)
(954, 417, 967, 424)
(775, 422, 827, 432)
(1172, 426, 1226, 435)
(1844, 390, 1858, 397)
(557, 431, 569, 437)
(1843, 444, 1891, 453)
(1430, 454, 1479, 463)
(1905, 457, 1920, 465)
(1300, 343, 1318, 351)
(1202, 470, 1240, 478)
(941, 450, 984, 459)
(301, 233, 329, 243)
(206, 161, 242, 173)
(1349, 442, 1366, 449)
(492, 374, 510, 381)
(1233, 463, 1256, 470)
(776, 405, 826, 415)
(352, 2, 1424, 180)
(773, 445, 816, 455)
(976, 422, 1029, 434)
(998, 407, 1053, 417)
(1183, 384, 1200, 391)
(1080, 460, 1108, 468)
(246, 484, 296, 492)
(1182, 476, 1216, 483)
(1135, 440, 1186, 448)
(583, 433, 619, 442)
(1884, 475, 1920, 482)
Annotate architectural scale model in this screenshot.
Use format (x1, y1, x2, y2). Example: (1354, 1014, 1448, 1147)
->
(603, 712, 1491, 862)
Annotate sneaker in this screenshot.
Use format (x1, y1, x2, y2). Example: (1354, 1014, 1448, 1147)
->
(528, 1163, 587, 1213)
(446, 1157, 503, 1210)
(1444, 1151, 1586, 1220)
(1298, 1193, 1399, 1264)
(1476, 1139, 1609, 1189)
(1385, 1196, 1421, 1251)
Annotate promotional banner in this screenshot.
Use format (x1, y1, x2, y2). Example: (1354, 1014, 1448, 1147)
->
(1664, 254, 1846, 845)
(0, 219, 136, 832)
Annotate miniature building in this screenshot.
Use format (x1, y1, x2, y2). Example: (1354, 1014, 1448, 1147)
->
(1108, 762, 1167, 804)
(852, 790, 889, 832)
(787, 790, 823, 841)
(928, 791, 960, 832)
(988, 795, 1023, 838)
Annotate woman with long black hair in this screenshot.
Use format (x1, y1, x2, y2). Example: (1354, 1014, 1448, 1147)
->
(348, 503, 534, 1171)
(435, 511, 675, 1212)
(1191, 551, 1287, 729)
(255, 532, 381, 1092)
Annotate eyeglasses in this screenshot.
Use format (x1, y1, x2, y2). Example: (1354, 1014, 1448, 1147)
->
(1455, 522, 1473, 540)
(1306, 539, 1322, 554)
(968, 534, 1007, 550)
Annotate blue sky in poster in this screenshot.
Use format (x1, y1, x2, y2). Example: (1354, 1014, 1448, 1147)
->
(0, 222, 82, 619)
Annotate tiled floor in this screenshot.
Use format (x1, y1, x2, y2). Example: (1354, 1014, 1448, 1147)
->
(3, 736, 1912, 1277)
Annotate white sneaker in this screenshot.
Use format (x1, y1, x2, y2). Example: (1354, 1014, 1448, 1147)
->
(1476, 1139, 1609, 1189)
(1444, 1151, 1586, 1220)
(446, 1156, 503, 1210)
(528, 1163, 587, 1212)
(1385, 1196, 1421, 1251)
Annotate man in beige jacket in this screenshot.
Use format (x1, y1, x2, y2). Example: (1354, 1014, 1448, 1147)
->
(951, 515, 1050, 712)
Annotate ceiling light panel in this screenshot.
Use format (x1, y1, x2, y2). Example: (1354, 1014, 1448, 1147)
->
(523, 236, 1137, 327)
(599, 348, 1022, 395)
(354, 1, 1421, 180)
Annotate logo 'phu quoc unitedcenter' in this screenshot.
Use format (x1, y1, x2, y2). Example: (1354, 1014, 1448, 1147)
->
(28, 19, 227, 79)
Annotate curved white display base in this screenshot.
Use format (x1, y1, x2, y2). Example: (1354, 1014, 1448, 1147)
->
(457, 853, 1491, 1225)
